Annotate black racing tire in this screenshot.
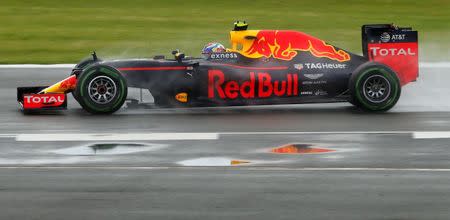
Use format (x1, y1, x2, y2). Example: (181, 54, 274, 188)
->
(74, 64, 127, 114)
(349, 62, 401, 112)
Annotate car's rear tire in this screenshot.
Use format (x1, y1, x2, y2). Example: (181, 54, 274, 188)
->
(349, 62, 401, 112)
(74, 64, 127, 114)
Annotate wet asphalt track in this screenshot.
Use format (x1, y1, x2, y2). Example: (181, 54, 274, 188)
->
(1, 66, 450, 219)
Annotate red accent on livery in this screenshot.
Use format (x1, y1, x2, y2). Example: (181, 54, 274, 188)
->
(59, 75, 77, 90)
(246, 30, 351, 62)
(118, 67, 187, 71)
(119, 65, 288, 71)
(208, 70, 298, 99)
(22, 94, 66, 109)
(368, 42, 418, 85)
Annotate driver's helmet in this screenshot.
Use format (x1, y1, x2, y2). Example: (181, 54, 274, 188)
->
(202, 42, 226, 57)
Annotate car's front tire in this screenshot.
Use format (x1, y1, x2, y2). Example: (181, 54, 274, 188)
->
(74, 64, 127, 114)
(71, 57, 102, 103)
(349, 62, 401, 112)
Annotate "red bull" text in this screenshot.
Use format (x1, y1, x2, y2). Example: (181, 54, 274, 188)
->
(208, 70, 299, 99)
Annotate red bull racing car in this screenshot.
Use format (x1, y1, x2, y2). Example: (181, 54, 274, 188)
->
(17, 21, 419, 114)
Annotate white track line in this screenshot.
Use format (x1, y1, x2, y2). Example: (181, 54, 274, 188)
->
(0, 62, 449, 69)
(413, 132, 450, 139)
(0, 131, 446, 141)
(0, 166, 450, 172)
(7, 131, 412, 142)
(0, 134, 15, 138)
(15, 133, 219, 141)
(0, 64, 75, 68)
(220, 131, 413, 135)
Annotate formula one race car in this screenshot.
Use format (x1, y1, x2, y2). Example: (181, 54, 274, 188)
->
(17, 21, 418, 114)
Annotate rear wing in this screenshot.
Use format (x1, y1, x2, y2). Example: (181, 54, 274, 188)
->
(362, 24, 418, 85)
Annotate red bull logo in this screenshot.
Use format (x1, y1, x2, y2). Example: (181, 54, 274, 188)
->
(208, 70, 298, 99)
(245, 30, 350, 62)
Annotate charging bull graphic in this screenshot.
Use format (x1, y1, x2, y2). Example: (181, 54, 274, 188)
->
(244, 30, 351, 62)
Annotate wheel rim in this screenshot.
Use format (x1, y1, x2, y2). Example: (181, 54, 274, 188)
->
(362, 74, 391, 103)
(88, 76, 117, 104)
